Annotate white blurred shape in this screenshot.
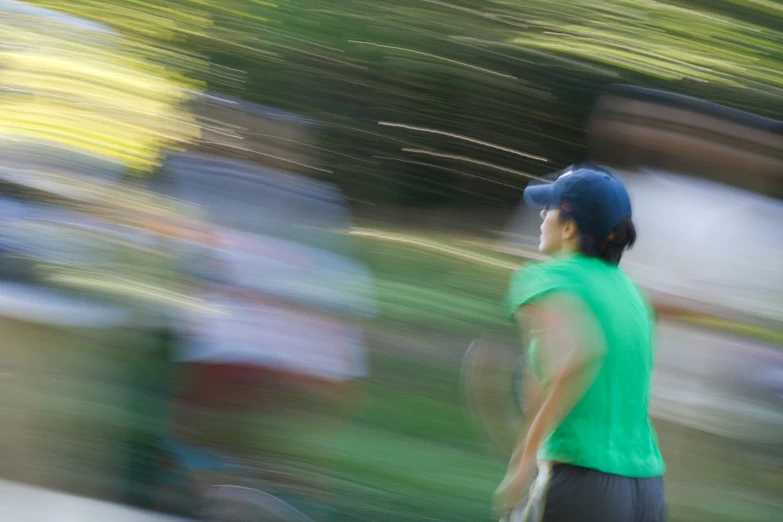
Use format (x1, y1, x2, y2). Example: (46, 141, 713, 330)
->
(619, 169, 783, 321)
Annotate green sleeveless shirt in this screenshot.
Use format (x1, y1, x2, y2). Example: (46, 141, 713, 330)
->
(506, 253, 664, 477)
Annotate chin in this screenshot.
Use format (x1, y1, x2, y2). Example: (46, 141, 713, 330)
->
(538, 242, 557, 256)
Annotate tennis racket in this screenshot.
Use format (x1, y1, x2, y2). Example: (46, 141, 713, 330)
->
(461, 336, 526, 457)
(201, 485, 318, 522)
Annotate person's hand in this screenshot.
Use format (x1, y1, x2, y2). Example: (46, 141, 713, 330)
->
(493, 452, 537, 517)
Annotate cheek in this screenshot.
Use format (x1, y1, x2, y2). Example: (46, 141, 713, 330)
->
(540, 216, 564, 246)
(541, 215, 557, 235)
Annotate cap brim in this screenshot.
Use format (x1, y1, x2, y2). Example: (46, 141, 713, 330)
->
(523, 183, 556, 209)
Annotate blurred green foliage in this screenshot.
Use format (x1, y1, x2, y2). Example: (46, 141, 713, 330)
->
(29, 0, 783, 203)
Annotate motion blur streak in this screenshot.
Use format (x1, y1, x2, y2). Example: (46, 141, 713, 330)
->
(0, 0, 201, 173)
(0, 1, 781, 522)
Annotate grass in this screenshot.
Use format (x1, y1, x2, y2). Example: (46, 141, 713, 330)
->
(0, 226, 781, 521)
(352, 227, 518, 337)
(337, 230, 783, 522)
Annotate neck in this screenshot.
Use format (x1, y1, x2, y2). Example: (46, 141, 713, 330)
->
(559, 239, 579, 256)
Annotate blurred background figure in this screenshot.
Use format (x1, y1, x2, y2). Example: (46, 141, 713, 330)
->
(143, 140, 376, 521)
(0, 1, 781, 522)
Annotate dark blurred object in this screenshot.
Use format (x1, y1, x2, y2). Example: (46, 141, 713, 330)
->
(587, 84, 783, 196)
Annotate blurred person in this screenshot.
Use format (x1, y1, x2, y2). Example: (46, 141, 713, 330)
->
(144, 222, 369, 521)
(140, 152, 375, 519)
(495, 164, 666, 522)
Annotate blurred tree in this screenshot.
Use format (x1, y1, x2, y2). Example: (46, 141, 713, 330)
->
(26, 0, 783, 204)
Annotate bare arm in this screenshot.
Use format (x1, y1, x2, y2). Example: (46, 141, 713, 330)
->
(495, 293, 606, 512)
(512, 293, 605, 463)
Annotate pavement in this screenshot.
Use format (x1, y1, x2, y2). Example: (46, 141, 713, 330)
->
(0, 479, 188, 522)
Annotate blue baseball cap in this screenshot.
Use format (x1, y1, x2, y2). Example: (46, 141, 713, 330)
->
(523, 163, 632, 239)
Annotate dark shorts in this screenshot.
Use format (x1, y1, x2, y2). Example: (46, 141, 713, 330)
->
(509, 463, 667, 522)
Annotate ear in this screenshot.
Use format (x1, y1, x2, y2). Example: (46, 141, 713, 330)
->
(561, 217, 578, 240)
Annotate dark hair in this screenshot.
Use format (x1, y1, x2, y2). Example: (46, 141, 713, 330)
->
(558, 214, 636, 265)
